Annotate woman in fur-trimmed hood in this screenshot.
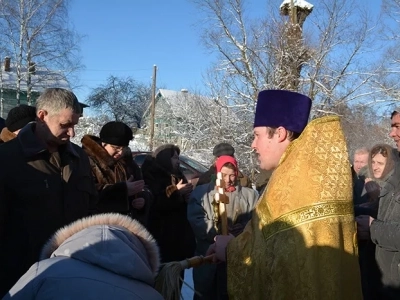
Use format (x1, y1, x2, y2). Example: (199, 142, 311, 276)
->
(141, 144, 196, 264)
(3, 213, 163, 300)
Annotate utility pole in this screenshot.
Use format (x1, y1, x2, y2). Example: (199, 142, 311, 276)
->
(149, 65, 157, 151)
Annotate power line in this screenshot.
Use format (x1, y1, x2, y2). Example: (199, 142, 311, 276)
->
(84, 68, 151, 72)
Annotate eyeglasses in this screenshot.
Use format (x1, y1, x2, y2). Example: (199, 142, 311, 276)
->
(110, 145, 125, 153)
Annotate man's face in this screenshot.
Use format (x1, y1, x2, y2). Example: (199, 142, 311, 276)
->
(41, 108, 79, 146)
(251, 127, 282, 171)
(390, 113, 400, 151)
(353, 153, 368, 174)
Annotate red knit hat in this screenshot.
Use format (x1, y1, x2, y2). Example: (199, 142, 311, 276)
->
(215, 155, 238, 176)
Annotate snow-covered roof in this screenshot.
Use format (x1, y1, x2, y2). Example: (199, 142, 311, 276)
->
(280, 0, 314, 11)
(143, 88, 211, 118)
(158, 89, 211, 105)
(158, 89, 195, 106)
(0, 64, 70, 92)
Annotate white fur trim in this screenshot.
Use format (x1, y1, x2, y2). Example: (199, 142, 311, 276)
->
(40, 213, 160, 275)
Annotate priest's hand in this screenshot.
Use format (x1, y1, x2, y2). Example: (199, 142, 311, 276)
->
(206, 234, 235, 262)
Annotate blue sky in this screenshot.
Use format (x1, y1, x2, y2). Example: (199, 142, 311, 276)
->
(69, 0, 383, 112)
(70, 0, 214, 106)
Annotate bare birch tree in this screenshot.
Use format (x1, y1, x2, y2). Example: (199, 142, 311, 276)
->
(0, 0, 82, 104)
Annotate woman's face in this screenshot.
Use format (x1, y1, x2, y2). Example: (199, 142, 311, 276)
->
(371, 153, 387, 179)
(220, 166, 237, 187)
(170, 151, 180, 171)
(103, 143, 124, 159)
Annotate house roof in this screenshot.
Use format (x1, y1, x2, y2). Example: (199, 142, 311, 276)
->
(0, 64, 70, 92)
(142, 89, 213, 121)
(158, 88, 212, 105)
(157, 89, 192, 106)
(143, 89, 189, 117)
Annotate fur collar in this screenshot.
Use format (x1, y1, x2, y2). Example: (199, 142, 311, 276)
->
(0, 127, 16, 142)
(82, 135, 116, 168)
(40, 213, 160, 275)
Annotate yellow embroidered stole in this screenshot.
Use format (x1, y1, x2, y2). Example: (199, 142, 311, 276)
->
(227, 116, 362, 300)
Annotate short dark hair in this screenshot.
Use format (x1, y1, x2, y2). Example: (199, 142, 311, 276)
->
(266, 127, 300, 142)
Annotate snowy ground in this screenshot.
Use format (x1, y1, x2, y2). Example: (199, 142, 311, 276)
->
(181, 269, 194, 299)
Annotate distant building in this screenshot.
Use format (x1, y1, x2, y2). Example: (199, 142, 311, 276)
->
(0, 56, 70, 118)
(140, 89, 209, 147)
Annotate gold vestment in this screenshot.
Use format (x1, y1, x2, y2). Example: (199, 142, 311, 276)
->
(227, 116, 362, 299)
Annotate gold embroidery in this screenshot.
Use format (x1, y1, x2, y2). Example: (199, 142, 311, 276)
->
(263, 202, 354, 240)
(226, 116, 362, 300)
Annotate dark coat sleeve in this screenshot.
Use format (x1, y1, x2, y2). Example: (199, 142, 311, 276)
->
(354, 199, 379, 218)
(0, 168, 8, 298)
(370, 219, 400, 251)
(187, 186, 217, 244)
(141, 156, 187, 212)
(130, 160, 143, 181)
(96, 182, 129, 213)
(197, 167, 213, 186)
(148, 179, 186, 212)
(73, 150, 99, 216)
(84, 154, 128, 214)
(91, 170, 129, 213)
(0, 170, 6, 246)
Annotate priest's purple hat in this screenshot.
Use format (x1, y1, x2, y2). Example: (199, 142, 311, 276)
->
(254, 90, 312, 133)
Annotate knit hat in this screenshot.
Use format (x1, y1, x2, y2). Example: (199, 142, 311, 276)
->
(213, 142, 235, 157)
(6, 105, 36, 132)
(99, 121, 133, 147)
(254, 90, 312, 133)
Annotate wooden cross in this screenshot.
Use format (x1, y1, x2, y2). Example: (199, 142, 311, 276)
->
(213, 171, 229, 235)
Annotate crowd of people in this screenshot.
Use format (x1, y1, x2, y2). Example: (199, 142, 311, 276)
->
(0, 87, 400, 299)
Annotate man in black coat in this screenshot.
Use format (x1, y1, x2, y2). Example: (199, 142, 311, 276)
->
(0, 89, 99, 297)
